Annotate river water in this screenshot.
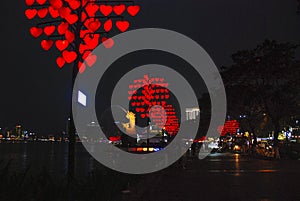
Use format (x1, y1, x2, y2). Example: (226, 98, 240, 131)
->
(0, 142, 104, 176)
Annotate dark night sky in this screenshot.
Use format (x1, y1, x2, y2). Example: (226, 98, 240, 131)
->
(0, 0, 299, 135)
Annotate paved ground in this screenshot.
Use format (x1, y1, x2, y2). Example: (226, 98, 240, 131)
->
(121, 152, 300, 201)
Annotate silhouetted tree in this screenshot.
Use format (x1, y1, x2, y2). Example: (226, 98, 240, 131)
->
(223, 39, 300, 158)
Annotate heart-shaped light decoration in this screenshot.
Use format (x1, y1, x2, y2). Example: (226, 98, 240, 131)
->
(41, 40, 54, 51)
(58, 7, 71, 18)
(103, 19, 113, 32)
(37, 8, 48, 18)
(37, 0, 47, 5)
(84, 53, 97, 67)
(68, 0, 81, 10)
(127, 5, 140, 16)
(56, 57, 65, 68)
(99, 5, 112, 16)
(78, 61, 86, 73)
(25, 9, 37, 19)
(82, 51, 91, 60)
(85, 3, 99, 17)
(26, 0, 140, 73)
(55, 40, 69, 51)
(30, 27, 43, 38)
(44, 25, 56, 36)
(79, 44, 89, 54)
(50, 0, 63, 9)
(49, 6, 60, 18)
(88, 19, 101, 32)
(25, 0, 35, 6)
(113, 4, 125, 15)
(83, 18, 94, 30)
(65, 13, 78, 24)
(65, 30, 75, 43)
(57, 22, 69, 35)
(84, 34, 100, 49)
(102, 37, 114, 49)
(116, 20, 130, 32)
(62, 50, 77, 63)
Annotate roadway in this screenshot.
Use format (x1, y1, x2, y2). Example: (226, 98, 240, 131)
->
(122, 152, 300, 201)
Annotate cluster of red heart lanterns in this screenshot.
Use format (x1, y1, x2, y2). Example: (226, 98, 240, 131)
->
(25, 0, 140, 73)
(128, 75, 180, 136)
(218, 120, 240, 136)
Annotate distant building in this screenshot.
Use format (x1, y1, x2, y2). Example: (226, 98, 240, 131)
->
(185, 107, 200, 121)
(15, 125, 23, 139)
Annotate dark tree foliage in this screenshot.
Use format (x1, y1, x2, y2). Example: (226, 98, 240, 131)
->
(222, 40, 300, 157)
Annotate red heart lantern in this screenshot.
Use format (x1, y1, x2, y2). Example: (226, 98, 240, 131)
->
(37, 0, 47, 5)
(84, 18, 93, 30)
(58, 7, 71, 18)
(44, 25, 56, 36)
(88, 19, 101, 32)
(102, 37, 114, 49)
(25, 0, 35, 6)
(37, 8, 48, 18)
(65, 30, 75, 43)
(116, 20, 130, 32)
(127, 5, 140, 16)
(113, 4, 125, 15)
(65, 13, 78, 25)
(57, 22, 69, 35)
(55, 40, 69, 51)
(78, 62, 86, 73)
(68, 0, 81, 10)
(56, 57, 65, 68)
(85, 3, 99, 17)
(82, 51, 91, 60)
(62, 50, 77, 63)
(25, 9, 37, 19)
(103, 19, 113, 32)
(84, 34, 100, 49)
(30, 27, 43, 38)
(79, 44, 89, 54)
(41, 40, 54, 51)
(50, 0, 63, 9)
(49, 6, 60, 18)
(85, 54, 97, 67)
(99, 5, 112, 16)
